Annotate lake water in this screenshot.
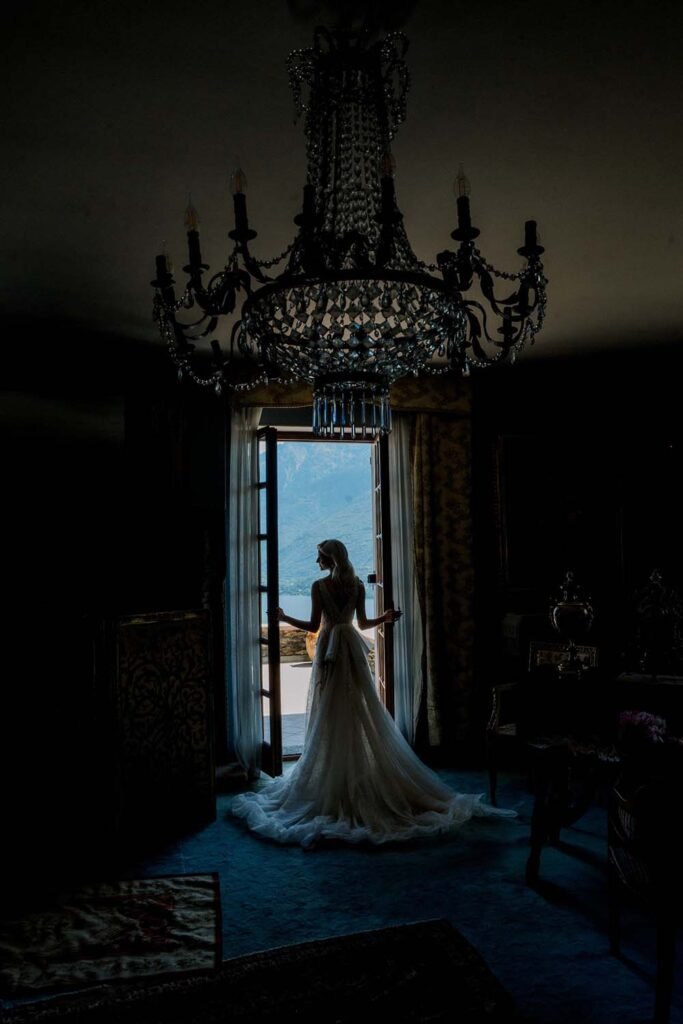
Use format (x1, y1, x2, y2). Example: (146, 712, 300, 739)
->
(263, 593, 375, 620)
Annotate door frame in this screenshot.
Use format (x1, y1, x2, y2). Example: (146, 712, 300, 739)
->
(372, 433, 395, 715)
(257, 426, 282, 777)
(257, 427, 396, 771)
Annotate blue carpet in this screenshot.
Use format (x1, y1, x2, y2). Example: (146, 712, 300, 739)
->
(113, 768, 681, 1023)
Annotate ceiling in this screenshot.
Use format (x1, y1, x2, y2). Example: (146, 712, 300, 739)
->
(4, 0, 683, 367)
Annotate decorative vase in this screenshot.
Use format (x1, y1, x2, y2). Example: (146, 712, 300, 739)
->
(631, 569, 683, 674)
(549, 570, 594, 676)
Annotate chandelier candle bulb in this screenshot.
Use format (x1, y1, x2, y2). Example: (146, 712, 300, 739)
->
(229, 164, 254, 240)
(233, 192, 248, 237)
(184, 199, 200, 232)
(455, 165, 471, 198)
(183, 199, 202, 270)
(158, 241, 173, 274)
(230, 164, 247, 194)
(153, 251, 176, 306)
(524, 220, 537, 249)
(186, 230, 202, 269)
(456, 194, 472, 231)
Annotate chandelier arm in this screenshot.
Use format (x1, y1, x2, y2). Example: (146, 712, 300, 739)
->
(161, 290, 221, 338)
(240, 250, 271, 285)
(460, 299, 533, 359)
(476, 266, 520, 316)
(175, 311, 220, 339)
(472, 250, 524, 282)
(474, 262, 539, 316)
(462, 300, 510, 348)
(187, 264, 257, 320)
(461, 303, 495, 360)
(156, 297, 267, 395)
(462, 252, 548, 350)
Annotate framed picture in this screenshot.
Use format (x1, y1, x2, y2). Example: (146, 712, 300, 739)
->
(528, 640, 598, 671)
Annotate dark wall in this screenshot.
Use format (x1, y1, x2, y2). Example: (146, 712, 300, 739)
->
(2, 326, 226, 889)
(121, 346, 227, 615)
(471, 345, 683, 693)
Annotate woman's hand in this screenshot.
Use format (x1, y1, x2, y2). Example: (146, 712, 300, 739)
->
(276, 607, 286, 622)
(384, 607, 402, 624)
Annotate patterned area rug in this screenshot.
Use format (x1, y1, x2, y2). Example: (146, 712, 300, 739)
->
(3, 919, 523, 1022)
(0, 874, 221, 996)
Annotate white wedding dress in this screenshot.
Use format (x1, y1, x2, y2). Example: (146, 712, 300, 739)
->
(232, 577, 515, 848)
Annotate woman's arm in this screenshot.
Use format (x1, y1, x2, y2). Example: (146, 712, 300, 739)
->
(277, 582, 322, 632)
(356, 580, 402, 629)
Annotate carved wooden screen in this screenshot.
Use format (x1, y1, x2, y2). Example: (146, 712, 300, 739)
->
(112, 609, 215, 836)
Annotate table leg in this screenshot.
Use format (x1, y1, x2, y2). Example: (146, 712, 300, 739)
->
(525, 744, 569, 885)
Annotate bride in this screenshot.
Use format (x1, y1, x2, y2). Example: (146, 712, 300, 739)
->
(232, 539, 515, 848)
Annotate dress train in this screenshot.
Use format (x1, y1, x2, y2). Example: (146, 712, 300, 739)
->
(232, 580, 516, 848)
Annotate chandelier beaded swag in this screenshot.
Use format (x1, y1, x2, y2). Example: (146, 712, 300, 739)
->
(152, 27, 547, 438)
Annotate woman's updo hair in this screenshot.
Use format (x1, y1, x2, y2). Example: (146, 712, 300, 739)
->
(318, 539, 356, 587)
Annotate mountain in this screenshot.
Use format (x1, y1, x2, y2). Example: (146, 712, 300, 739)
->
(273, 441, 374, 595)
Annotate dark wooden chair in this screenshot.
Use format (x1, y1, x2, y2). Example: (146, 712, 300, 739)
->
(486, 664, 611, 809)
(519, 666, 621, 884)
(608, 748, 683, 1023)
(485, 682, 521, 806)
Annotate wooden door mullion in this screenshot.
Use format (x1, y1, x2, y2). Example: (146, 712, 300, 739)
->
(373, 434, 394, 715)
(257, 427, 282, 777)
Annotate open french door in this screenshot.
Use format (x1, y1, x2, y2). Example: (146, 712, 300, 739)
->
(257, 427, 282, 777)
(372, 433, 395, 715)
(254, 425, 394, 776)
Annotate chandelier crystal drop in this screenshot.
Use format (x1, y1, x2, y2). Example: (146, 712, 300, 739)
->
(151, 27, 547, 437)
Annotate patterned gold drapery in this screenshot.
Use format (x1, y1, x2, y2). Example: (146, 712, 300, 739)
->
(238, 374, 471, 415)
(411, 410, 474, 751)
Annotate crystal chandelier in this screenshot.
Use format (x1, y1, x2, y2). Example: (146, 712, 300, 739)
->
(152, 27, 547, 438)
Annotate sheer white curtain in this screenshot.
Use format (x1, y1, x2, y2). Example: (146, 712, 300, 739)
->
(388, 413, 424, 744)
(226, 405, 262, 779)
